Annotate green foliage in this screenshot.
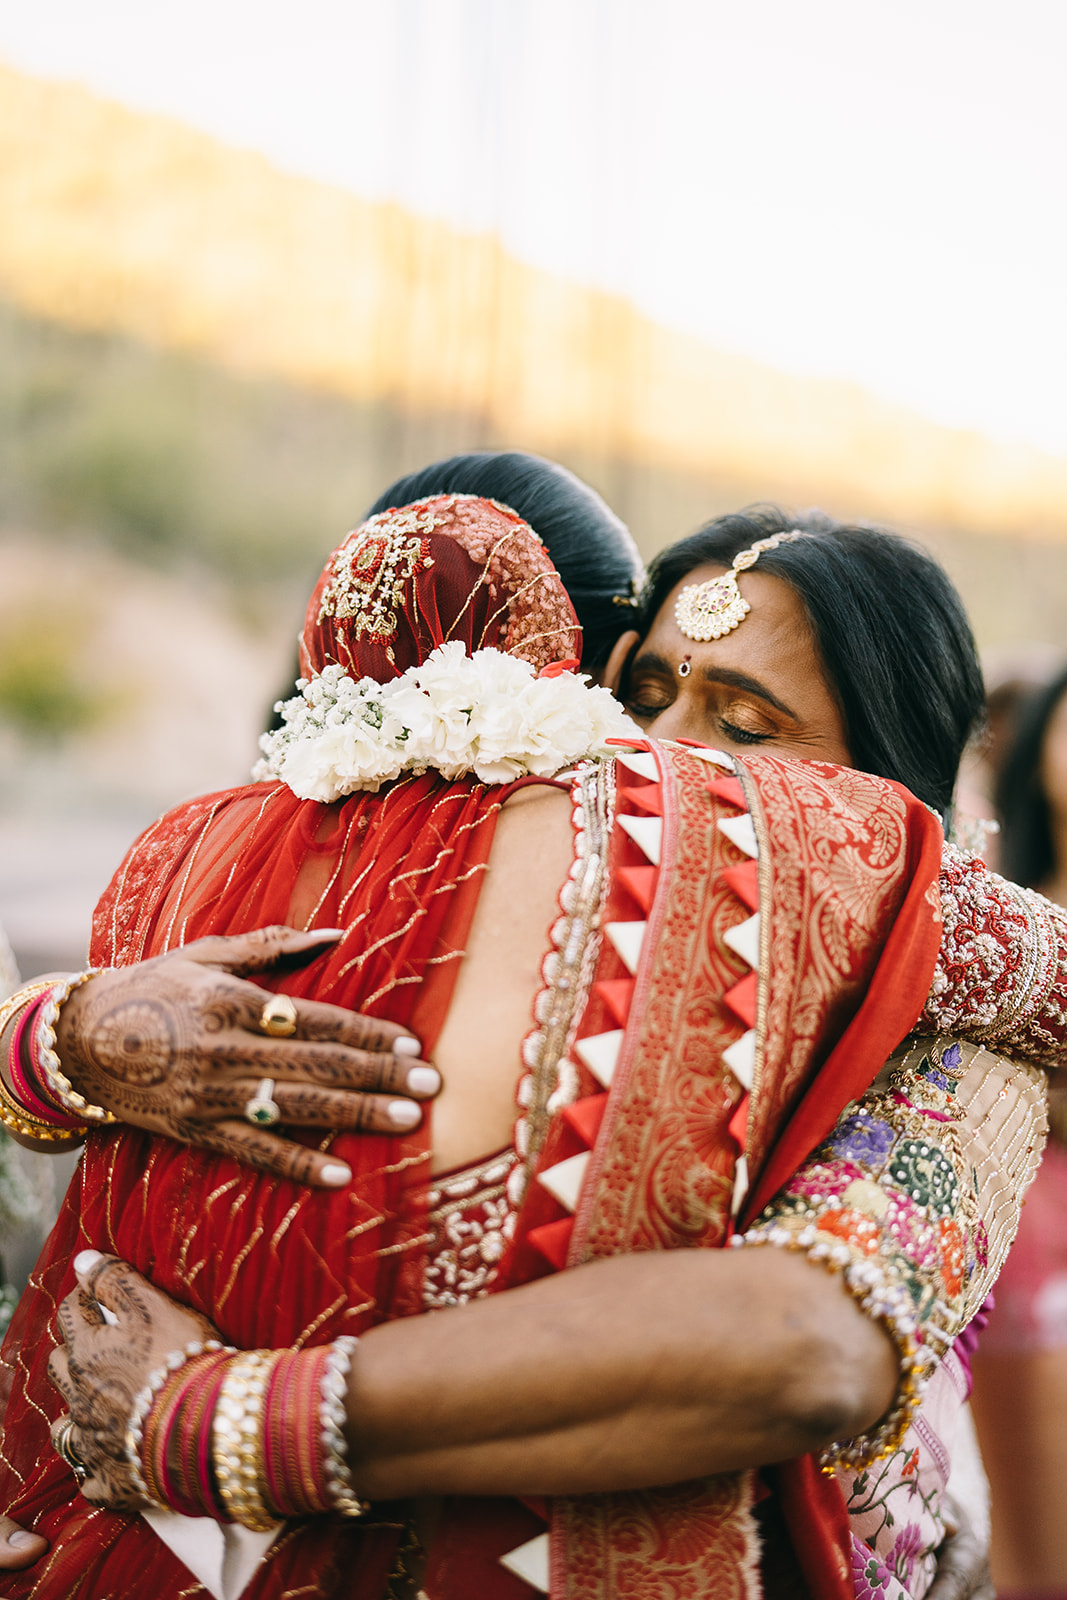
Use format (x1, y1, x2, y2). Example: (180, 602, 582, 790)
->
(0, 613, 111, 740)
(0, 297, 481, 589)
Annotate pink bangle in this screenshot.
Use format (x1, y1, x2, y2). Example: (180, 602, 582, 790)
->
(8, 998, 85, 1129)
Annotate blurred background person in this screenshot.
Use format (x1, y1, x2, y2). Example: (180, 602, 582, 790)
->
(971, 662, 1067, 1600)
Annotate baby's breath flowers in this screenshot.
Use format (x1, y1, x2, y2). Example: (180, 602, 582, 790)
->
(254, 643, 640, 801)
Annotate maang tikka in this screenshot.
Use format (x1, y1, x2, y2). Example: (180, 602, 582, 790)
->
(675, 530, 805, 643)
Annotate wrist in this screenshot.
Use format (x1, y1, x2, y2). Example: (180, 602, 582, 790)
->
(33, 971, 119, 1126)
(131, 1338, 367, 1528)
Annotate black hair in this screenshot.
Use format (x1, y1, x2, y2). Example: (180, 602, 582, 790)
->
(365, 452, 644, 670)
(994, 665, 1067, 888)
(637, 505, 986, 817)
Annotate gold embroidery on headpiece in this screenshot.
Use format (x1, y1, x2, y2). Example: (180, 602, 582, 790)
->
(674, 529, 805, 642)
(318, 505, 444, 642)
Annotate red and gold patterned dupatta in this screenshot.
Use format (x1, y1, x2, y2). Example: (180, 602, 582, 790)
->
(424, 741, 945, 1600)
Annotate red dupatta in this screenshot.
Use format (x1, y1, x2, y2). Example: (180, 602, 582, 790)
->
(0, 494, 585, 1600)
(423, 742, 944, 1600)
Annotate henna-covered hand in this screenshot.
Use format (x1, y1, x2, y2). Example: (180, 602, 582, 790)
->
(48, 1251, 219, 1514)
(51, 927, 439, 1187)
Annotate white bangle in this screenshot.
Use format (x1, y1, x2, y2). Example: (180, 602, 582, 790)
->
(35, 970, 118, 1123)
(320, 1335, 366, 1518)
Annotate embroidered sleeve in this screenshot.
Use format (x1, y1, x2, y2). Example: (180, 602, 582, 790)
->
(923, 844, 1067, 1066)
(734, 1035, 1048, 1468)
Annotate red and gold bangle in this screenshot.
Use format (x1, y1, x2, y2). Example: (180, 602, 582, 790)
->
(141, 1351, 233, 1518)
(130, 1339, 368, 1529)
(126, 1339, 233, 1507)
(0, 983, 84, 1140)
(262, 1345, 330, 1516)
(260, 1339, 365, 1520)
(10, 997, 86, 1128)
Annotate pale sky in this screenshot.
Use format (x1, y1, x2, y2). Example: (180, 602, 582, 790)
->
(3, 0, 1066, 455)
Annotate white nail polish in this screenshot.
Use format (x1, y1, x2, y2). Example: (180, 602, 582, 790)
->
(314, 928, 347, 937)
(394, 1036, 422, 1057)
(73, 1249, 104, 1276)
(389, 1100, 421, 1129)
(406, 1066, 441, 1096)
(320, 1162, 352, 1187)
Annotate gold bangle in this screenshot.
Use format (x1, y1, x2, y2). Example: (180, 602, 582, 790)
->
(34, 971, 119, 1125)
(212, 1350, 280, 1531)
(0, 981, 58, 1044)
(0, 1071, 85, 1142)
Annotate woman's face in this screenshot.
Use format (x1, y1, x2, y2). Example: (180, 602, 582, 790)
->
(611, 564, 852, 764)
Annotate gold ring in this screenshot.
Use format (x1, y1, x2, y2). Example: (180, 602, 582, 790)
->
(259, 994, 298, 1038)
(55, 1417, 88, 1483)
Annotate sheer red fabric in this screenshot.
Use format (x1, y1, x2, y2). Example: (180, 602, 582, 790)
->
(0, 495, 582, 1600)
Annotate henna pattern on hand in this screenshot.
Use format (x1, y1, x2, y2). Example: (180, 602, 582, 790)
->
(45, 930, 435, 1177)
(83, 999, 178, 1087)
(49, 1259, 217, 1512)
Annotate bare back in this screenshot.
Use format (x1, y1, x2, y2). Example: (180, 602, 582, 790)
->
(430, 784, 575, 1173)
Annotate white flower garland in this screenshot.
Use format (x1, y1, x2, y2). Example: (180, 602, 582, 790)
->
(254, 642, 641, 801)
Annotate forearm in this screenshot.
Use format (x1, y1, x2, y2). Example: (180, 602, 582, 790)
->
(345, 1247, 898, 1498)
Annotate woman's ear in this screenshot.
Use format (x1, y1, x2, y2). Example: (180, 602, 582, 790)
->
(601, 630, 641, 696)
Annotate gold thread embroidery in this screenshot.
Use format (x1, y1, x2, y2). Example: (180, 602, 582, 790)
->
(317, 512, 439, 640)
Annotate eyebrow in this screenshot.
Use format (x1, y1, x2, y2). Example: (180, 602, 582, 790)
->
(629, 652, 800, 722)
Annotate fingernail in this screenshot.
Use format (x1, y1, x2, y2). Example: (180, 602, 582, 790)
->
(406, 1066, 441, 1096)
(320, 1162, 352, 1187)
(9, 1531, 41, 1549)
(388, 1100, 422, 1129)
(313, 928, 346, 938)
(73, 1249, 104, 1275)
(394, 1036, 421, 1057)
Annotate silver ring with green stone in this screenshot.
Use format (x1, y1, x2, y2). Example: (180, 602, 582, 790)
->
(244, 1078, 281, 1127)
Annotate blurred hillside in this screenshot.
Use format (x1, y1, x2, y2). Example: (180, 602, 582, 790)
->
(1, 59, 1065, 972)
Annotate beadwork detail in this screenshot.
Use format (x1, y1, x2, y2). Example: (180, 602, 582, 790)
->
(674, 531, 804, 642)
(736, 1032, 1048, 1468)
(317, 509, 438, 641)
(924, 845, 1067, 1063)
(423, 1151, 520, 1310)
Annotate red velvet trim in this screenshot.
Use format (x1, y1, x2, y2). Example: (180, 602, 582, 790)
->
(528, 1217, 574, 1270)
(616, 865, 658, 914)
(723, 971, 758, 1029)
(727, 1096, 749, 1152)
(562, 1096, 608, 1149)
(617, 783, 664, 816)
(594, 977, 635, 1028)
(722, 860, 760, 912)
(707, 775, 746, 809)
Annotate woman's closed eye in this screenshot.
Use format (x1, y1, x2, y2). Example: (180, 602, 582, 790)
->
(717, 719, 772, 746)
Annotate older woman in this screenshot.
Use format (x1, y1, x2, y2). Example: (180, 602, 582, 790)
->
(7, 488, 1065, 1600)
